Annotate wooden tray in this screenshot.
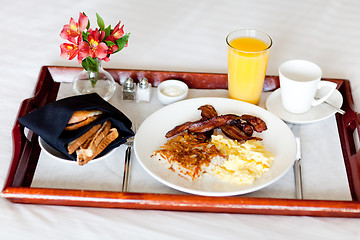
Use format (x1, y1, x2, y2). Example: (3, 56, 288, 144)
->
(2, 66, 360, 217)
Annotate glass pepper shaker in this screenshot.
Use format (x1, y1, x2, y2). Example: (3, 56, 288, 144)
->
(136, 77, 151, 102)
(122, 77, 136, 101)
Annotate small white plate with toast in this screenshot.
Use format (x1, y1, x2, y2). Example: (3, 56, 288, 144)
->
(38, 137, 116, 164)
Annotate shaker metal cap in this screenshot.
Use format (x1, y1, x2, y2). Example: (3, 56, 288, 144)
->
(123, 77, 135, 90)
(139, 77, 149, 89)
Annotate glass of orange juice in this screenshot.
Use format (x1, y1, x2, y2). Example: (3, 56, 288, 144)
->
(226, 29, 272, 104)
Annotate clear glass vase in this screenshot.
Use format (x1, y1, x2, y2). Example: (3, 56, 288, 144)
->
(72, 60, 116, 101)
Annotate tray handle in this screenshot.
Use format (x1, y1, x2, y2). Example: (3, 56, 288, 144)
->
(4, 67, 60, 189)
(336, 80, 360, 201)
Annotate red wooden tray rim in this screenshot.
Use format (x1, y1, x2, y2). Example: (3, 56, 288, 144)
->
(47, 65, 346, 91)
(2, 187, 360, 217)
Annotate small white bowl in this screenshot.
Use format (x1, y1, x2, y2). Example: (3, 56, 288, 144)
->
(157, 80, 189, 105)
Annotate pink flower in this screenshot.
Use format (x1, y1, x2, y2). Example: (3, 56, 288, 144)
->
(59, 12, 129, 65)
(60, 43, 79, 60)
(106, 21, 125, 42)
(100, 45, 119, 62)
(60, 35, 89, 63)
(77, 41, 90, 63)
(60, 12, 88, 44)
(80, 28, 108, 59)
(78, 12, 88, 31)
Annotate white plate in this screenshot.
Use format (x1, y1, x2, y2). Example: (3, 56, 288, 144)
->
(134, 97, 296, 196)
(38, 137, 116, 163)
(266, 89, 343, 124)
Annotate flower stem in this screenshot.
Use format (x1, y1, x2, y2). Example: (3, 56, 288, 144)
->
(88, 58, 100, 88)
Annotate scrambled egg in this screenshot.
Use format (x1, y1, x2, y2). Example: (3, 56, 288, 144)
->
(210, 135, 274, 185)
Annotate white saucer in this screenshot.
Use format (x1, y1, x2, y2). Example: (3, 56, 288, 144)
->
(265, 88, 343, 124)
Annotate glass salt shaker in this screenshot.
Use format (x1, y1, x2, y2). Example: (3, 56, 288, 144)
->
(136, 77, 151, 102)
(122, 77, 136, 101)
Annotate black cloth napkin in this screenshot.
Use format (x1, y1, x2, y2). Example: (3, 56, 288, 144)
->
(18, 93, 134, 161)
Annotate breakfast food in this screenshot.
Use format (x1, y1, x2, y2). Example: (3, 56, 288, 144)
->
(64, 110, 103, 131)
(64, 110, 118, 165)
(153, 132, 225, 180)
(152, 104, 273, 184)
(211, 135, 273, 184)
(67, 120, 119, 165)
(165, 105, 267, 142)
(67, 124, 102, 154)
(75, 121, 119, 165)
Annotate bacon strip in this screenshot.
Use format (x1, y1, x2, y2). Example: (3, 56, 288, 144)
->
(198, 105, 218, 119)
(198, 105, 252, 142)
(197, 105, 217, 139)
(234, 122, 252, 136)
(165, 105, 267, 141)
(240, 114, 267, 133)
(165, 121, 192, 138)
(165, 114, 239, 138)
(220, 124, 249, 142)
(187, 114, 240, 133)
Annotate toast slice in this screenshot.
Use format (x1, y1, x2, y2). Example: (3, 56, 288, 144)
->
(67, 124, 102, 154)
(75, 121, 118, 165)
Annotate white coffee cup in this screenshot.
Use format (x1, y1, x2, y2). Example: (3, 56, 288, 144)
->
(279, 60, 337, 114)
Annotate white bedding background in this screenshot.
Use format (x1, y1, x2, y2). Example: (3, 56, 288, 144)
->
(1, 0, 360, 239)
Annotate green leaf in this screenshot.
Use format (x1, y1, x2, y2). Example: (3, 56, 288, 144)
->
(82, 31, 89, 42)
(81, 57, 99, 73)
(86, 19, 90, 30)
(114, 33, 130, 53)
(81, 59, 89, 71)
(104, 25, 111, 39)
(96, 13, 105, 31)
(81, 57, 100, 87)
(105, 40, 116, 46)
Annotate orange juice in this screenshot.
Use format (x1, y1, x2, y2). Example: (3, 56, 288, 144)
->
(227, 31, 271, 104)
